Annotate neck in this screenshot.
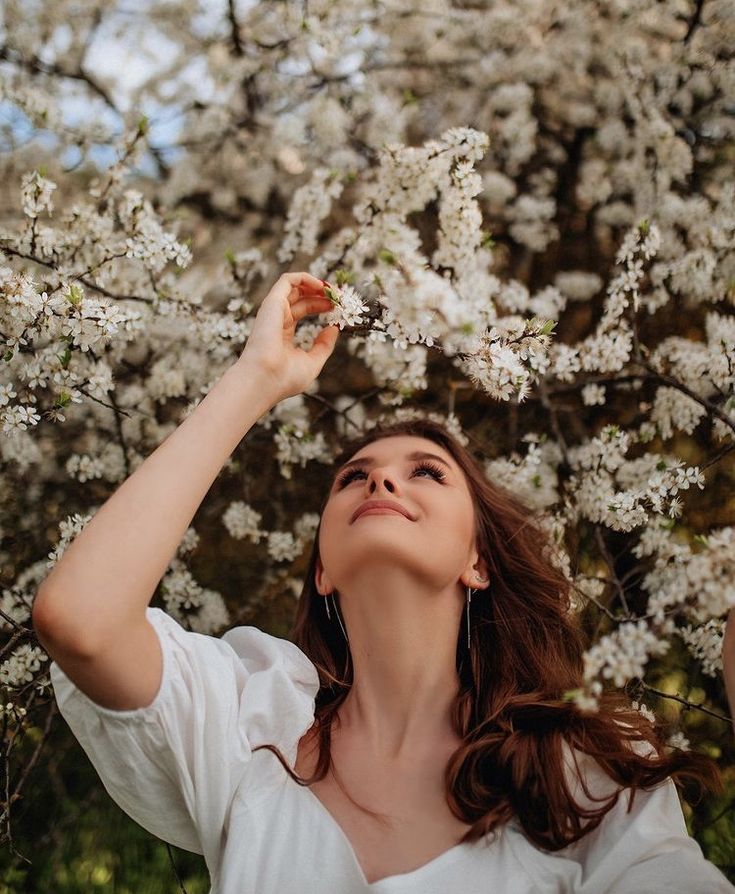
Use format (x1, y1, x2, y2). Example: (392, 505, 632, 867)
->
(333, 574, 465, 762)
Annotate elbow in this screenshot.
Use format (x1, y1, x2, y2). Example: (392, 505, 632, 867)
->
(31, 587, 97, 659)
(31, 585, 54, 636)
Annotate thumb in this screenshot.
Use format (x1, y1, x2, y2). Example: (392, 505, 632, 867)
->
(307, 323, 340, 369)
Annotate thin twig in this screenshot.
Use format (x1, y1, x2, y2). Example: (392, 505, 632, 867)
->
(641, 682, 732, 724)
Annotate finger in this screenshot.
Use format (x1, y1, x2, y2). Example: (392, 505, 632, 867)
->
(307, 323, 340, 367)
(290, 296, 336, 322)
(281, 271, 331, 297)
(292, 286, 332, 306)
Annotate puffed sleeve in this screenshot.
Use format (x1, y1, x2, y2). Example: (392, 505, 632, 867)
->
(49, 607, 320, 865)
(558, 738, 735, 893)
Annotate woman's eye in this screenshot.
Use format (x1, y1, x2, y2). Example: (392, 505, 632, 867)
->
(413, 462, 446, 482)
(335, 468, 367, 488)
(335, 462, 445, 489)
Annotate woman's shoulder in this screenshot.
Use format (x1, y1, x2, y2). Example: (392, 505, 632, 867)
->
(218, 617, 320, 691)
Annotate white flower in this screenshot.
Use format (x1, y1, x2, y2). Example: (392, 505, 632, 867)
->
(631, 700, 657, 724)
(0, 383, 18, 406)
(273, 425, 333, 479)
(20, 170, 57, 219)
(277, 167, 345, 263)
(293, 512, 320, 544)
(222, 501, 265, 543)
(266, 531, 302, 562)
(583, 619, 670, 688)
(320, 284, 370, 330)
(582, 383, 606, 406)
(0, 644, 47, 686)
(666, 731, 690, 752)
(1, 403, 41, 434)
(677, 619, 724, 677)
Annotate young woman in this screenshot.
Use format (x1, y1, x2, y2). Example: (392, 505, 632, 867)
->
(33, 272, 733, 892)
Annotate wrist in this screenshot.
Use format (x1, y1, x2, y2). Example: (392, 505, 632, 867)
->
(227, 357, 285, 407)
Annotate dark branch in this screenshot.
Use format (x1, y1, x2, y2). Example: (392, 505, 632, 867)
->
(0, 44, 117, 113)
(227, 0, 244, 57)
(684, 0, 706, 44)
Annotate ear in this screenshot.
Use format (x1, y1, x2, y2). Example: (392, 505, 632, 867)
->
(314, 555, 333, 595)
(461, 553, 490, 590)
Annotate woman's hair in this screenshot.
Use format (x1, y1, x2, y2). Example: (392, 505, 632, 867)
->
(253, 417, 722, 850)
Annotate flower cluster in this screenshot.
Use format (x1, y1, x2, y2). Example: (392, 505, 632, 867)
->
(677, 619, 725, 678)
(320, 283, 371, 330)
(20, 170, 57, 219)
(583, 619, 671, 690)
(0, 643, 47, 687)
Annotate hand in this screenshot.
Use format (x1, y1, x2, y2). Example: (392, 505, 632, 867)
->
(237, 271, 340, 402)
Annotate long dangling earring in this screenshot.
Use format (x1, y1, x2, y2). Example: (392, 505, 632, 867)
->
(467, 577, 489, 649)
(324, 591, 349, 644)
(332, 591, 349, 644)
(466, 586, 474, 650)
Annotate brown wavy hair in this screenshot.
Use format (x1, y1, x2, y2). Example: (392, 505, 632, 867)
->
(253, 417, 722, 850)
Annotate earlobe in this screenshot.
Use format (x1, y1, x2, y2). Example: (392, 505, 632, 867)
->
(465, 557, 490, 589)
(315, 557, 332, 595)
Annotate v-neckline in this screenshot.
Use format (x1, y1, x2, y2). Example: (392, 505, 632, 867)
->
(295, 780, 471, 888)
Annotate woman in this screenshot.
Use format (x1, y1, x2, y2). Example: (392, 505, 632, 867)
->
(33, 272, 733, 892)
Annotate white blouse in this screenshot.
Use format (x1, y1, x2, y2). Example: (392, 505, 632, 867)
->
(49, 607, 734, 893)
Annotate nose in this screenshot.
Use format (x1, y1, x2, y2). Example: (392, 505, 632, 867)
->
(365, 466, 398, 494)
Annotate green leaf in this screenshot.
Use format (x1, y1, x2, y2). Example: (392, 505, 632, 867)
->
(137, 115, 149, 136)
(334, 269, 356, 286)
(65, 284, 83, 306)
(2, 350, 13, 362)
(562, 688, 582, 702)
(378, 248, 396, 265)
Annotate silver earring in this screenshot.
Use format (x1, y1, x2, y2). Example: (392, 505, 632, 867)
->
(466, 585, 474, 649)
(332, 591, 349, 644)
(325, 591, 349, 644)
(467, 576, 488, 650)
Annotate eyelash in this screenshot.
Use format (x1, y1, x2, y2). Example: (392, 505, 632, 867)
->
(335, 460, 446, 489)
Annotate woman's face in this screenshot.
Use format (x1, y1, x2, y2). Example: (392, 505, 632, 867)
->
(316, 435, 480, 596)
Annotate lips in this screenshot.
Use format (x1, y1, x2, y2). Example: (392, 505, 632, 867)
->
(351, 500, 416, 523)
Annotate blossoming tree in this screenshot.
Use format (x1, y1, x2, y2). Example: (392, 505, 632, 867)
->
(1, 0, 733, 883)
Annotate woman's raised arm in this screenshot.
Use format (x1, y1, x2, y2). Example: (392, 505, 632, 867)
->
(32, 272, 339, 657)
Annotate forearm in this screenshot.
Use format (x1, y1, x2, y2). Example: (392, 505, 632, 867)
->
(32, 360, 279, 653)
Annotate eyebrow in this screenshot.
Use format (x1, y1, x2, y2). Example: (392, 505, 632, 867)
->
(334, 451, 453, 477)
